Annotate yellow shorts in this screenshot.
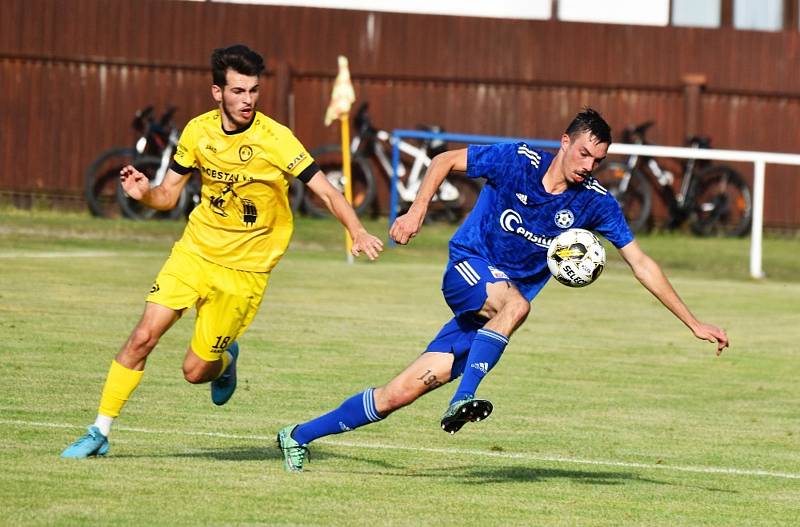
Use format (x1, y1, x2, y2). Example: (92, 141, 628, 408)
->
(147, 242, 269, 361)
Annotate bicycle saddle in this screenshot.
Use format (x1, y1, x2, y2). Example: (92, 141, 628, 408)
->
(621, 121, 655, 143)
(686, 135, 711, 148)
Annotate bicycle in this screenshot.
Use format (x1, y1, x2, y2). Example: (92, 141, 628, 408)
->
(115, 106, 191, 221)
(85, 106, 190, 220)
(592, 121, 753, 237)
(302, 103, 480, 222)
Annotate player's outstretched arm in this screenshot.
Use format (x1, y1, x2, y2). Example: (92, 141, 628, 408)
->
(618, 240, 729, 355)
(119, 166, 188, 211)
(390, 149, 468, 245)
(305, 171, 383, 260)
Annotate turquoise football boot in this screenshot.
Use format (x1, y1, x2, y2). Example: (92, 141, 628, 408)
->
(211, 341, 239, 406)
(61, 426, 109, 459)
(277, 425, 309, 472)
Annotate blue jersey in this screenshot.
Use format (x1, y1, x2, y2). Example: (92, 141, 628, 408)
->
(448, 142, 633, 297)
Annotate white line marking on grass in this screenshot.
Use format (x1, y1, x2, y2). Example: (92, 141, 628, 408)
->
(0, 251, 154, 258)
(8, 418, 800, 480)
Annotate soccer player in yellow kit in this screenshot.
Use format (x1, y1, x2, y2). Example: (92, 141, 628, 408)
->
(61, 44, 383, 458)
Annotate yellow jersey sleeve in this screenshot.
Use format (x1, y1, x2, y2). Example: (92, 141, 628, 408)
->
(173, 117, 202, 170)
(265, 124, 315, 180)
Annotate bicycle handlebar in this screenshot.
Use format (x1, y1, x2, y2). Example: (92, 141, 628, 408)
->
(159, 106, 178, 127)
(623, 121, 713, 149)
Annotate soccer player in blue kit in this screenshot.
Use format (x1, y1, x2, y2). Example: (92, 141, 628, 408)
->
(277, 108, 729, 472)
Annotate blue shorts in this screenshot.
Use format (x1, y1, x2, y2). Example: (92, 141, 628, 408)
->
(425, 258, 513, 378)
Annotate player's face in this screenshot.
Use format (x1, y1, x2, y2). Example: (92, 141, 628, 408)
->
(212, 69, 260, 131)
(561, 131, 608, 185)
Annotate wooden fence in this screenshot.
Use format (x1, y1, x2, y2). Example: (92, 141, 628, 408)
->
(2, 0, 799, 227)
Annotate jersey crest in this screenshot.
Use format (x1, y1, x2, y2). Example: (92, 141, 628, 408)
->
(554, 209, 575, 228)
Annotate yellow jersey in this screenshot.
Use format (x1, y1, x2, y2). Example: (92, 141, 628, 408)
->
(172, 110, 316, 272)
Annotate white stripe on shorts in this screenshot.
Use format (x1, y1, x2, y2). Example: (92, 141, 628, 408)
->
(455, 261, 480, 286)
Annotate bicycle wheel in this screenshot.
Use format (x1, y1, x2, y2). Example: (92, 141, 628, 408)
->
(84, 147, 137, 218)
(690, 165, 752, 237)
(303, 144, 376, 217)
(116, 156, 186, 221)
(592, 161, 652, 233)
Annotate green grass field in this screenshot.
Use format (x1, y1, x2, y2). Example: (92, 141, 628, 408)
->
(1, 209, 799, 526)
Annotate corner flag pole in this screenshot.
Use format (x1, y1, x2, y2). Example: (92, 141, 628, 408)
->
(340, 113, 354, 263)
(324, 55, 356, 263)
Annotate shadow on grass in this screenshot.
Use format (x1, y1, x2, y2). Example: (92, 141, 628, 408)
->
(111, 446, 736, 493)
(316, 452, 737, 493)
(112, 445, 332, 463)
(321, 452, 649, 485)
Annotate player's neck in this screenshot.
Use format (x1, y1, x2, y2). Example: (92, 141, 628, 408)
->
(219, 109, 256, 134)
(542, 156, 568, 195)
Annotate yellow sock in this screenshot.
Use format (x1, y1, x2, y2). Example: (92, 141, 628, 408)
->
(213, 351, 231, 380)
(98, 360, 144, 418)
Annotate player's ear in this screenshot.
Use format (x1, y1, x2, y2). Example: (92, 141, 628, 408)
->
(560, 133, 571, 151)
(211, 84, 223, 103)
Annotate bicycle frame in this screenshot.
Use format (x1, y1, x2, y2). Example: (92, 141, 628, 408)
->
(624, 131, 704, 213)
(153, 128, 179, 187)
(359, 129, 458, 203)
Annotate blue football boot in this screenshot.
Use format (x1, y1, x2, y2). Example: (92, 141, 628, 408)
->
(61, 426, 109, 459)
(211, 341, 239, 406)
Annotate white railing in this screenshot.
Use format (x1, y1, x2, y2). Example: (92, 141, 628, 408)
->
(607, 143, 800, 279)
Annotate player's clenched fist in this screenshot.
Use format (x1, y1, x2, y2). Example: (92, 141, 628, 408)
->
(390, 211, 424, 245)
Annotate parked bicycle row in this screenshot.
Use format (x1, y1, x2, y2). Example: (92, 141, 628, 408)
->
(593, 121, 752, 237)
(85, 106, 199, 220)
(85, 107, 752, 236)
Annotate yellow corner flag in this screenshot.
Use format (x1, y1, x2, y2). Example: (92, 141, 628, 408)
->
(324, 56, 356, 263)
(324, 56, 355, 126)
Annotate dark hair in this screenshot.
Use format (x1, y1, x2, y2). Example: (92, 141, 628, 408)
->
(565, 107, 612, 145)
(211, 45, 265, 86)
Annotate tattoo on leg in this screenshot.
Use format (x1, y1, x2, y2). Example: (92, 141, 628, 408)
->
(416, 369, 443, 389)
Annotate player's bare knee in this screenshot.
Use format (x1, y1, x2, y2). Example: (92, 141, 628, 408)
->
(493, 293, 528, 325)
(126, 326, 159, 355)
(509, 297, 530, 324)
(182, 363, 206, 384)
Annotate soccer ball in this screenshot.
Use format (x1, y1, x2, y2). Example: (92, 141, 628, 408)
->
(546, 228, 606, 288)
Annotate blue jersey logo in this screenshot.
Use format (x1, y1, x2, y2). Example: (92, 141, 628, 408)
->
(499, 209, 552, 248)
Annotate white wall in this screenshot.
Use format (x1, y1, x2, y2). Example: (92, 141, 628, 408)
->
(558, 0, 669, 26)
(203, 0, 553, 20)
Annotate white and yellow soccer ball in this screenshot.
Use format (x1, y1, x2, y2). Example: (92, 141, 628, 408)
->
(546, 228, 606, 288)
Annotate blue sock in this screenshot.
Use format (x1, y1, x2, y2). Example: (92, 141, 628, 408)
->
(292, 388, 383, 445)
(450, 328, 509, 404)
